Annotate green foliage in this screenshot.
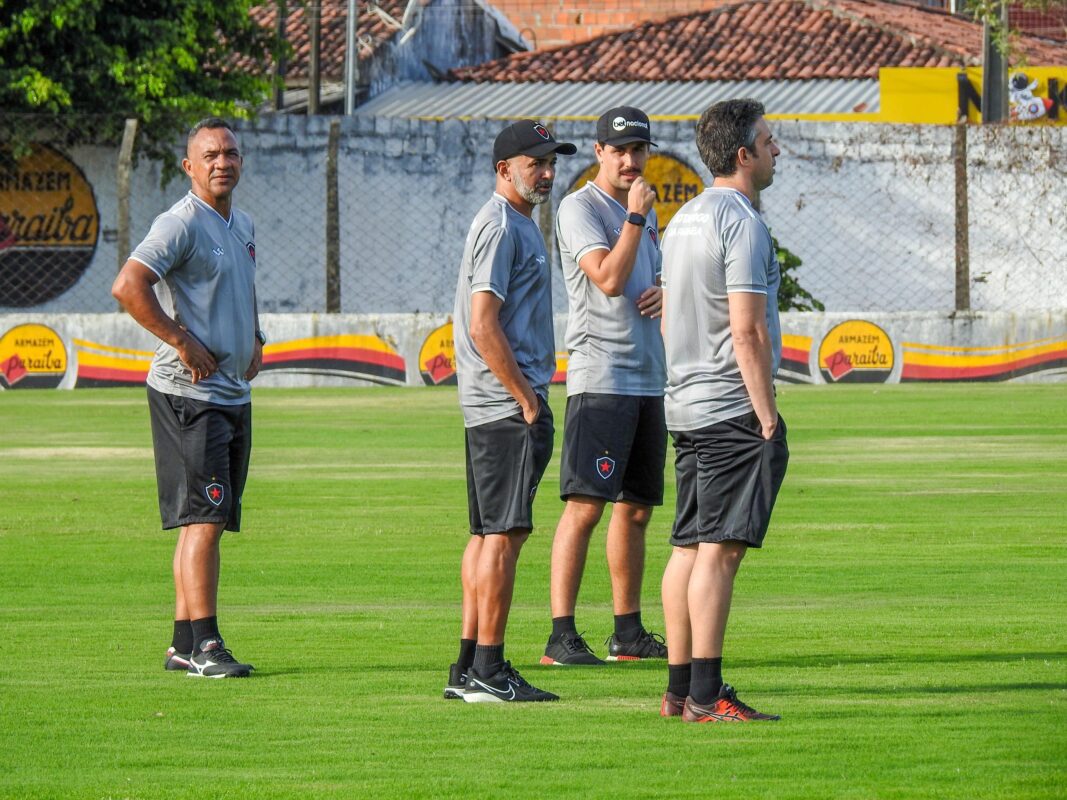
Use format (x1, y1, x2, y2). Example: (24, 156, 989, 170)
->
(967, 0, 1062, 60)
(771, 234, 824, 312)
(0, 0, 286, 181)
(0, 385, 1064, 798)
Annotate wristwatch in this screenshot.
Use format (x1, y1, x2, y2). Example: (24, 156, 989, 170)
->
(625, 211, 646, 227)
(255, 329, 267, 346)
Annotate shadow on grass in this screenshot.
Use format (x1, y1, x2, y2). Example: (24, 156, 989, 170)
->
(735, 651, 1067, 669)
(798, 681, 1067, 697)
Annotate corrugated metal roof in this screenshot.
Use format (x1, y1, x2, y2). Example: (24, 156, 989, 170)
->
(354, 79, 880, 119)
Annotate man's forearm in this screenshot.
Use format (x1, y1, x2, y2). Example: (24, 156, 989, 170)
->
(733, 327, 777, 430)
(471, 319, 538, 413)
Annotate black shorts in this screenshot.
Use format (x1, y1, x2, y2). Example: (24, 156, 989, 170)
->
(465, 401, 554, 535)
(559, 393, 667, 507)
(669, 412, 788, 548)
(147, 386, 252, 532)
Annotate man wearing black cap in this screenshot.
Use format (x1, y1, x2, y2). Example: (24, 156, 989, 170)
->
(541, 107, 669, 667)
(446, 120, 577, 702)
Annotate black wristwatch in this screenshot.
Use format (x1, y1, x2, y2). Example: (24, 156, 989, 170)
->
(255, 329, 267, 346)
(625, 211, 646, 227)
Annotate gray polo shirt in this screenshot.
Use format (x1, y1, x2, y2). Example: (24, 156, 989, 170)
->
(454, 193, 556, 427)
(130, 191, 257, 405)
(661, 188, 782, 431)
(556, 182, 665, 396)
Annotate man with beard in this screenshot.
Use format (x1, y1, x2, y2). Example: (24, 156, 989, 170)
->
(446, 121, 576, 702)
(541, 107, 668, 666)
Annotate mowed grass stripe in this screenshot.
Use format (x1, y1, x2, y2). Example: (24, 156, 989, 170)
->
(0, 384, 1064, 799)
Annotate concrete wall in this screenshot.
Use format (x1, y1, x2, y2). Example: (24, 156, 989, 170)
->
(4, 117, 1064, 316)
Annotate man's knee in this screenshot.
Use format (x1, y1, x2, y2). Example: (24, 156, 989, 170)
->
(560, 496, 606, 533)
(614, 501, 652, 530)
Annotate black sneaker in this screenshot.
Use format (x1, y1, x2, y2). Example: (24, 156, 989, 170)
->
(444, 663, 467, 699)
(462, 661, 559, 703)
(540, 632, 605, 666)
(164, 646, 191, 671)
(187, 638, 254, 678)
(605, 629, 668, 661)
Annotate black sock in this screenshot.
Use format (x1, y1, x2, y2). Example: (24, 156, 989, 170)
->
(472, 643, 505, 675)
(456, 638, 476, 671)
(190, 616, 221, 653)
(614, 611, 643, 642)
(550, 615, 577, 641)
(689, 657, 724, 704)
(171, 619, 193, 654)
(667, 663, 692, 697)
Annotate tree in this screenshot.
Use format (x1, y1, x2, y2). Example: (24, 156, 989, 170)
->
(0, 0, 286, 179)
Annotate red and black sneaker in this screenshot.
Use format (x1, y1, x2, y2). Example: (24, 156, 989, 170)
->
(660, 691, 685, 718)
(682, 684, 780, 723)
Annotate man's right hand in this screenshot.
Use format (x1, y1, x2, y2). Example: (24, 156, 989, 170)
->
(628, 176, 657, 217)
(759, 415, 778, 441)
(175, 329, 218, 384)
(521, 396, 542, 426)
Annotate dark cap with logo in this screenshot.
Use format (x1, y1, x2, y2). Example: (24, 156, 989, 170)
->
(596, 106, 657, 148)
(493, 120, 577, 166)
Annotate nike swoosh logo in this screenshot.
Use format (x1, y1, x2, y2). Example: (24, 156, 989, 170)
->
(472, 679, 516, 700)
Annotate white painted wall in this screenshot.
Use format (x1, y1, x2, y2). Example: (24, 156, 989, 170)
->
(6, 118, 1063, 315)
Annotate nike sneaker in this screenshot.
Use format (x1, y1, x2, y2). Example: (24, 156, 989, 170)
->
(444, 663, 467, 699)
(681, 684, 780, 722)
(605, 629, 668, 661)
(462, 661, 559, 703)
(186, 638, 254, 678)
(164, 647, 191, 671)
(540, 632, 605, 666)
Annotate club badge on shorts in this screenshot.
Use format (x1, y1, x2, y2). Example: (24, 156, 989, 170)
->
(206, 483, 225, 506)
(596, 456, 616, 480)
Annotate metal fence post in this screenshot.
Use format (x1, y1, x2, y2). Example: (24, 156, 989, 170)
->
(954, 121, 970, 312)
(326, 118, 341, 312)
(116, 118, 139, 307)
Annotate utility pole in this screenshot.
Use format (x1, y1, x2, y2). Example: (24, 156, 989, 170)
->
(308, 2, 321, 115)
(345, 0, 359, 114)
(981, 0, 1009, 123)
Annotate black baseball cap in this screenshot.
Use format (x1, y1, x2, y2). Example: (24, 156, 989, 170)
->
(596, 106, 657, 148)
(493, 120, 577, 166)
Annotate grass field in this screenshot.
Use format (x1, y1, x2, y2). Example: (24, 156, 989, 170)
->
(0, 384, 1064, 799)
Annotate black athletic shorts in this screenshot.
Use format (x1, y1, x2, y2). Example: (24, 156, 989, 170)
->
(465, 400, 554, 535)
(147, 386, 252, 532)
(559, 392, 667, 506)
(669, 411, 788, 548)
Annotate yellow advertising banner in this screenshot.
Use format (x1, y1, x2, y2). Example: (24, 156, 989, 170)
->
(880, 66, 1067, 125)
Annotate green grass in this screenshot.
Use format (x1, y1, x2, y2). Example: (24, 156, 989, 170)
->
(0, 384, 1064, 799)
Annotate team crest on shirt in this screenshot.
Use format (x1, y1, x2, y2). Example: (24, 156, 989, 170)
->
(205, 483, 225, 506)
(646, 226, 658, 246)
(596, 456, 616, 479)
(533, 124, 551, 140)
(246, 242, 256, 263)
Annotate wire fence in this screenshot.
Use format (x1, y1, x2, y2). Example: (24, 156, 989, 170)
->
(1, 113, 1064, 314)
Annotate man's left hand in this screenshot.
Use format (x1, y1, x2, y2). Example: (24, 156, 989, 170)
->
(637, 286, 662, 319)
(245, 339, 263, 380)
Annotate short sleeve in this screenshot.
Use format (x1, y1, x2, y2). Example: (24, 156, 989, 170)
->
(129, 214, 191, 279)
(722, 218, 772, 294)
(557, 195, 610, 266)
(469, 220, 516, 301)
